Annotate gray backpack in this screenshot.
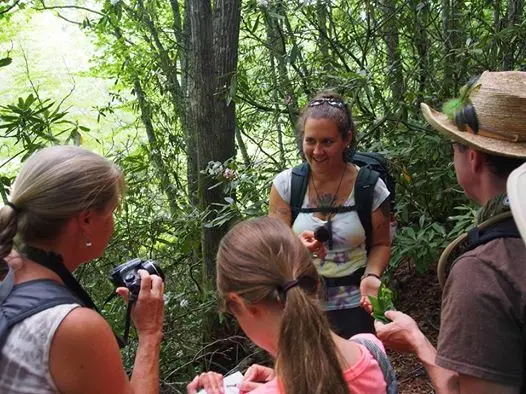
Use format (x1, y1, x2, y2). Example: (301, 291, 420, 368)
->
(0, 276, 82, 350)
(351, 337, 398, 394)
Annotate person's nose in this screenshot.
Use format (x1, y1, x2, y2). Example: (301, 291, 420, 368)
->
(313, 143, 323, 155)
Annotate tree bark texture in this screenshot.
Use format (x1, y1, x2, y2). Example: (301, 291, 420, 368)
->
(188, 0, 241, 284)
(380, 0, 404, 107)
(502, 0, 525, 69)
(262, 3, 299, 130)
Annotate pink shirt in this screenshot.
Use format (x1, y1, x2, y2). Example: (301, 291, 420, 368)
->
(248, 334, 387, 394)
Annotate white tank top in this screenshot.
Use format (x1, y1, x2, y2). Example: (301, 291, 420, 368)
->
(0, 303, 79, 393)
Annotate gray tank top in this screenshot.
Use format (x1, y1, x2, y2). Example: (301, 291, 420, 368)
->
(0, 303, 79, 393)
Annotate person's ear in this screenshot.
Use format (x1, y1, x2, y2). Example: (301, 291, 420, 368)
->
(228, 293, 259, 317)
(76, 210, 94, 235)
(470, 149, 485, 173)
(343, 132, 352, 147)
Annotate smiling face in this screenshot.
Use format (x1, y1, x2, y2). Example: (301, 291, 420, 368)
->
(302, 117, 351, 173)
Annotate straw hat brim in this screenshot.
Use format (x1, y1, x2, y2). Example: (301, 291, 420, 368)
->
(421, 103, 526, 158)
(507, 162, 526, 244)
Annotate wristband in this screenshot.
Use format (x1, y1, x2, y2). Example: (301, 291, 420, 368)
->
(361, 272, 381, 281)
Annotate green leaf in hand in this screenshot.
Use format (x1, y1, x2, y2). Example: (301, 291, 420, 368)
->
(368, 283, 395, 323)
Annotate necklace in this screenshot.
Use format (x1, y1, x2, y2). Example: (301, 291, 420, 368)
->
(311, 164, 347, 250)
(311, 164, 347, 209)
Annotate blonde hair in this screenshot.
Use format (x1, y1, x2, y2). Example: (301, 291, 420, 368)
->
(0, 145, 124, 260)
(216, 217, 350, 394)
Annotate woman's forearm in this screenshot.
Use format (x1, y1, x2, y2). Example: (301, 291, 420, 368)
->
(365, 244, 391, 276)
(130, 333, 162, 394)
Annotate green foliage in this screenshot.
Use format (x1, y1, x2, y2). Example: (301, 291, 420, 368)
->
(2, 0, 526, 391)
(0, 57, 12, 67)
(0, 93, 88, 158)
(369, 283, 395, 323)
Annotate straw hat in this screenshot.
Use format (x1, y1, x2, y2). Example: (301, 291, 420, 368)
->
(421, 71, 526, 158)
(507, 162, 526, 243)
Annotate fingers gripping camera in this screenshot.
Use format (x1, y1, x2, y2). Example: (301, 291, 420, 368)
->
(110, 258, 165, 297)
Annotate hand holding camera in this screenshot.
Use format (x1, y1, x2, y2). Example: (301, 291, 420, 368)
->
(111, 258, 165, 340)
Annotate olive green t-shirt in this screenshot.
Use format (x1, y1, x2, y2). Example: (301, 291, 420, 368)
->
(436, 237, 526, 391)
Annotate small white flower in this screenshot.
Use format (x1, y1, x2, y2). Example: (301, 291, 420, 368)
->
(359, 10, 367, 21)
(180, 299, 189, 308)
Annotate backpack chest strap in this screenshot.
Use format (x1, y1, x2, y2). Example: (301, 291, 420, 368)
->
(295, 205, 357, 214)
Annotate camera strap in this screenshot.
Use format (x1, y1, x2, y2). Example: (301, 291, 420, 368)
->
(102, 290, 135, 346)
(20, 246, 126, 348)
(102, 286, 138, 346)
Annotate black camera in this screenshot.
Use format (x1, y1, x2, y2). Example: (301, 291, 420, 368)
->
(109, 258, 165, 295)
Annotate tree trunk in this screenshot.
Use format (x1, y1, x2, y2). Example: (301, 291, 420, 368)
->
(262, 2, 299, 130)
(134, 79, 180, 214)
(188, 0, 241, 284)
(502, 0, 525, 69)
(442, 0, 465, 95)
(380, 0, 404, 109)
(412, 0, 430, 106)
(177, 0, 199, 204)
(442, 0, 453, 96)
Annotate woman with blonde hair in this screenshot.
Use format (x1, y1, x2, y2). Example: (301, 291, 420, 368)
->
(188, 216, 393, 394)
(0, 145, 164, 394)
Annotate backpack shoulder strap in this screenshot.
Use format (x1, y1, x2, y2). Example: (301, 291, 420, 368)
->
(0, 280, 81, 349)
(351, 337, 398, 393)
(438, 212, 521, 288)
(467, 217, 520, 251)
(290, 163, 310, 225)
(354, 166, 380, 253)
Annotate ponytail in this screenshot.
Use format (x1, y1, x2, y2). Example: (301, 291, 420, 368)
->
(276, 286, 350, 394)
(0, 204, 18, 261)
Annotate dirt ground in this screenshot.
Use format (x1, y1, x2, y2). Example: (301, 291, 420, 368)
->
(388, 261, 443, 393)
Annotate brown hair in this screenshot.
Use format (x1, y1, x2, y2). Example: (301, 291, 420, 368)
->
(216, 217, 350, 394)
(296, 91, 356, 157)
(455, 143, 526, 176)
(0, 145, 124, 261)
(485, 154, 526, 177)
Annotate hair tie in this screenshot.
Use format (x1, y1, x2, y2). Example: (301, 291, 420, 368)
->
(282, 279, 300, 294)
(278, 275, 318, 301)
(5, 202, 20, 214)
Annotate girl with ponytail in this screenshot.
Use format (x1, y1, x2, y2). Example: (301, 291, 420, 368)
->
(187, 216, 389, 394)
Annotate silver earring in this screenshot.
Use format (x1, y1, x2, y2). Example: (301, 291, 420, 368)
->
(86, 240, 92, 247)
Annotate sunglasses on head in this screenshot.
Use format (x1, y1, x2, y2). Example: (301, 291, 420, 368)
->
(308, 98, 346, 109)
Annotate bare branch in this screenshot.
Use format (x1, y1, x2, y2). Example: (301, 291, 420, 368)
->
(0, 0, 21, 16)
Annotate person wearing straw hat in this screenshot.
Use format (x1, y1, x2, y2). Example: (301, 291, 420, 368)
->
(375, 71, 526, 394)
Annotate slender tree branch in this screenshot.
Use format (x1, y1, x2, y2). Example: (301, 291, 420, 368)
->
(0, 0, 21, 15)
